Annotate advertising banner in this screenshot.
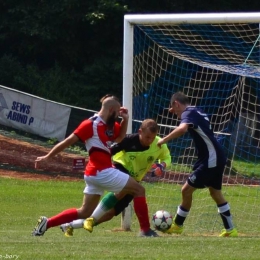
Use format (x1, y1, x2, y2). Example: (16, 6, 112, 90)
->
(0, 85, 71, 141)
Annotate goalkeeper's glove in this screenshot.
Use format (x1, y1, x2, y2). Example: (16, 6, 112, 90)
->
(150, 162, 166, 177)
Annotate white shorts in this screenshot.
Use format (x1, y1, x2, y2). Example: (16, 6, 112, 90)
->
(83, 167, 129, 195)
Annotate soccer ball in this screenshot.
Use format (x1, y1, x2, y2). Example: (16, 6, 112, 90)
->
(152, 210, 173, 231)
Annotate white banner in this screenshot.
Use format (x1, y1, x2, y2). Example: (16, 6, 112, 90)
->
(0, 85, 71, 141)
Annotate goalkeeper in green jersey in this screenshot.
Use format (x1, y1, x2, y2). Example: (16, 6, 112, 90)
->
(61, 119, 171, 237)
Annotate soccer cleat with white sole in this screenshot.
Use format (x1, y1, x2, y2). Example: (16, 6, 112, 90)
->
(32, 216, 48, 236)
(60, 223, 74, 237)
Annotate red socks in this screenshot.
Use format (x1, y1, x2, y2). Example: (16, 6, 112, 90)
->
(47, 208, 78, 229)
(133, 197, 150, 232)
(46, 199, 151, 231)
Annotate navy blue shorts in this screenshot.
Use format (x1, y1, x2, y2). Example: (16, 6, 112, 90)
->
(187, 163, 225, 190)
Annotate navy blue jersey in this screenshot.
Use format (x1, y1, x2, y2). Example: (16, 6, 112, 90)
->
(181, 106, 226, 168)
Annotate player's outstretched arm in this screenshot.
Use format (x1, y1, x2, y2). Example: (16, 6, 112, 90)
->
(157, 123, 188, 148)
(35, 133, 79, 167)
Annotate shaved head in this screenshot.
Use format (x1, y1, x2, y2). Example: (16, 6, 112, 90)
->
(100, 94, 120, 103)
(102, 97, 121, 109)
(98, 94, 121, 126)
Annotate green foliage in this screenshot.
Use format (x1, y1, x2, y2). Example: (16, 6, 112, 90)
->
(0, 55, 121, 109)
(0, 0, 126, 108)
(1, 1, 259, 108)
(47, 137, 58, 145)
(67, 145, 88, 156)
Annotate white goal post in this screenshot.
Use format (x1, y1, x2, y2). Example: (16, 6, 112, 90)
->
(121, 13, 260, 235)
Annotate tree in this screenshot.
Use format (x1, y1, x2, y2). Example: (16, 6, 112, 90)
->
(0, 0, 258, 110)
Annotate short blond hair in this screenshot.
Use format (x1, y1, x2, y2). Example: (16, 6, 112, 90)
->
(140, 119, 158, 133)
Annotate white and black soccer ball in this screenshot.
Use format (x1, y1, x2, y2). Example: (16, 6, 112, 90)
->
(152, 210, 173, 231)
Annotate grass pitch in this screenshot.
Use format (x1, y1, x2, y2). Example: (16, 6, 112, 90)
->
(1, 177, 260, 260)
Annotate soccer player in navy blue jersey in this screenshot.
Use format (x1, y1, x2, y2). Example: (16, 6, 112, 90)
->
(157, 91, 238, 237)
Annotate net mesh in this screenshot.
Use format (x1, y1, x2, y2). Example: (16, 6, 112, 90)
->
(129, 22, 260, 235)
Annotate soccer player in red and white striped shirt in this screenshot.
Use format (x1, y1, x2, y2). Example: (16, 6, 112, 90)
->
(32, 95, 146, 237)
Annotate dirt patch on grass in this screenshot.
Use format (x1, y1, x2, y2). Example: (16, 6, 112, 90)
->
(0, 134, 85, 181)
(0, 133, 259, 186)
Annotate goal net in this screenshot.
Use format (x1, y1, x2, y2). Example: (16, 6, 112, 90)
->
(122, 13, 260, 236)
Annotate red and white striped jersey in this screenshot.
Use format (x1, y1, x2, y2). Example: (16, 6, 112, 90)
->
(73, 115, 121, 176)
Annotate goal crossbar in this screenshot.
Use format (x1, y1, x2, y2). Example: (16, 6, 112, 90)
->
(125, 12, 260, 25)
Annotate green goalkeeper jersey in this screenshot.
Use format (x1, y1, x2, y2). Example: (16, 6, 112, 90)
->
(111, 134, 171, 181)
